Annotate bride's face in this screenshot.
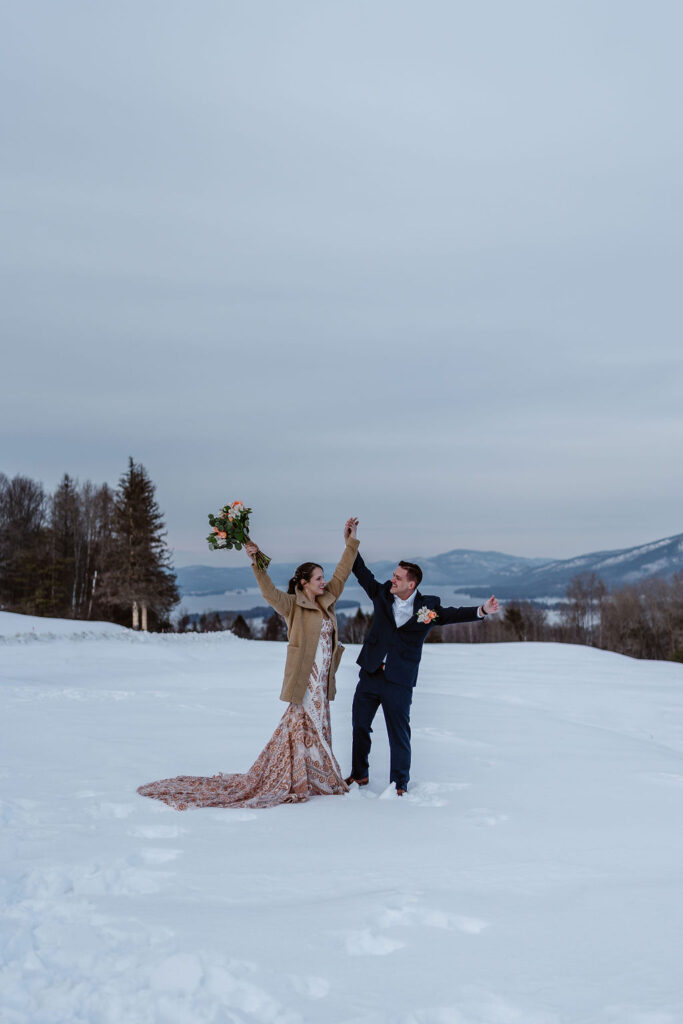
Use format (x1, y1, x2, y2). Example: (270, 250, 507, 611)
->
(303, 567, 325, 597)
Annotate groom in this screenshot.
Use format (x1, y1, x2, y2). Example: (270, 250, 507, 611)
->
(343, 519, 499, 795)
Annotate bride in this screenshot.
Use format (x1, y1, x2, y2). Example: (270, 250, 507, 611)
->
(137, 518, 360, 809)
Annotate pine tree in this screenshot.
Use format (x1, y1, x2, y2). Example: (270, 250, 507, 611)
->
(231, 613, 252, 639)
(262, 610, 287, 641)
(98, 458, 178, 629)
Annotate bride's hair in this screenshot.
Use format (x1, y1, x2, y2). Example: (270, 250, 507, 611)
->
(287, 562, 323, 595)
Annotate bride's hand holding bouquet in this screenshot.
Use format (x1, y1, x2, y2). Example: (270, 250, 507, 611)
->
(244, 541, 260, 564)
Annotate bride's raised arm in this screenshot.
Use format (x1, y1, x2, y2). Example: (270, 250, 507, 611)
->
(325, 518, 360, 600)
(245, 542, 294, 618)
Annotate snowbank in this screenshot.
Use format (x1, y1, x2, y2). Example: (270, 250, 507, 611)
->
(2, 633, 683, 1023)
(0, 610, 129, 639)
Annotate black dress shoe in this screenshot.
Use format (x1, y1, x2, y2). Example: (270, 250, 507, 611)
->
(344, 775, 369, 787)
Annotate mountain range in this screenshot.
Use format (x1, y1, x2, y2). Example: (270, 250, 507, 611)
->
(176, 531, 683, 602)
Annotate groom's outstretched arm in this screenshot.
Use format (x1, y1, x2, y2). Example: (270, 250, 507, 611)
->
(352, 552, 381, 600)
(438, 601, 482, 625)
(438, 594, 499, 625)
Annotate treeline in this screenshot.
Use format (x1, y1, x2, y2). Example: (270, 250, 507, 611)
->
(322, 575, 683, 662)
(439, 572, 683, 663)
(176, 609, 287, 641)
(177, 608, 365, 642)
(0, 459, 178, 630)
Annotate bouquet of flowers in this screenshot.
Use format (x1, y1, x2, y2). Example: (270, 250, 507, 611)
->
(207, 501, 271, 571)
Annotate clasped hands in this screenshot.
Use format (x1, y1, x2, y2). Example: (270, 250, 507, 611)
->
(245, 518, 358, 565)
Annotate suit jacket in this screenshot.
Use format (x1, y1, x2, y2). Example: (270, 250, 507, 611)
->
(353, 553, 482, 688)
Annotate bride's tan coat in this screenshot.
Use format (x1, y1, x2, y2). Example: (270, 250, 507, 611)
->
(251, 537, 360, 705)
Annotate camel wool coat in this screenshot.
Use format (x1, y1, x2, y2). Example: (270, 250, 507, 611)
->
(251, 536, 360, 705)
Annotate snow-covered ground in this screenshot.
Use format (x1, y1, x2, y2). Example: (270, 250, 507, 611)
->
(0, 610, 127, 638)
(2, 611, 683, 1023)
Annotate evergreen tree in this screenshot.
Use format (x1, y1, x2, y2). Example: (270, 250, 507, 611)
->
(262, 610, 287, 641)
(98, 457, 178, 629)
(198, 611, 224, 632)
(231, 613, 252, 639)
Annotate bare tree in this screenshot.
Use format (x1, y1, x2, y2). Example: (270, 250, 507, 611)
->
(0, 474, 48, 613)
(562, 573, 607, 644)
(339, 608, 373, 644)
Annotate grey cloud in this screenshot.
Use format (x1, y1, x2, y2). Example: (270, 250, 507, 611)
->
(3, 1, 682, 565)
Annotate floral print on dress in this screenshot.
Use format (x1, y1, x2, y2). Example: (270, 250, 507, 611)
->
(137, 618, 347, 810)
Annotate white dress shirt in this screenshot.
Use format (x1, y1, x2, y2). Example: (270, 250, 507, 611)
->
(392, 591, 416, 629)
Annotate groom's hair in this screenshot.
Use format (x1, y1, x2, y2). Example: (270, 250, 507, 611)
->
(399, 561, 422, 587)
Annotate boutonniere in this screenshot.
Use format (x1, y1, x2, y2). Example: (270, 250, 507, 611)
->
(416, 606, 438, 625)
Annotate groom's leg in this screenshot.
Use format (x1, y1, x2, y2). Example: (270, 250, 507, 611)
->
(351, 670, 382, 779)
(381, 680, 413, 790)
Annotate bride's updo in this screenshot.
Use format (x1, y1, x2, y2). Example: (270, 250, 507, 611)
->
(287, 562, 323, 595)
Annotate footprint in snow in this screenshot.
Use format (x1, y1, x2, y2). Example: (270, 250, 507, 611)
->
(89, 802, 136, 820)
(289, 974, 330, 999)
(149, 952, 203, 994)
(345, 929, 405, 956)
(129, 824, 184, 839)
(402, 781, 471, 807)
(367, 781, 470, 806)
(378, 896, 489, 936)
(209, 810, 259, 822)
(414, 727, 490, 751)
(403, 995, 562, 1024)
(138, 848, 181, 865)
(650, 772, 683, 787)
(345, 785, 378, 800)
(463, 807, 509, 828)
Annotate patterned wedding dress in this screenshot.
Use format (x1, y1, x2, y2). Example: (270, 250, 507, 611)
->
(137, 619, 348, 810)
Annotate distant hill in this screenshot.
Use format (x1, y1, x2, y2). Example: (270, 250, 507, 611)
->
(175, 549, 546, 597)
(470, 532, 683, 599)
(176, 532, 683, 602)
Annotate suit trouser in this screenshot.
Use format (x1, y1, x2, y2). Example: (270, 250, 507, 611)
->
(351, 667, 413, 788)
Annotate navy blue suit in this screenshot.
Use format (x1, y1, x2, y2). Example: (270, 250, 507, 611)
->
(350, 553, 482, 790)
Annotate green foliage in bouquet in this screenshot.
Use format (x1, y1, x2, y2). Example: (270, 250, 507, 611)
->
(207, 501, 271, 571)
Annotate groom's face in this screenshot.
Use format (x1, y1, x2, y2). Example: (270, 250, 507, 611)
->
(390, 567, 416, 600)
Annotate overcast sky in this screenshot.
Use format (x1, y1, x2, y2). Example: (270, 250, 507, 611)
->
(3, 1, 682, 567)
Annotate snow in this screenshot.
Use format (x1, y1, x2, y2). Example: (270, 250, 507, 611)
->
(0, 610, 127, 638)
(2, 612, 683, 1023)
(623, 558, 676, 581)
(595, 538, 672, 569)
